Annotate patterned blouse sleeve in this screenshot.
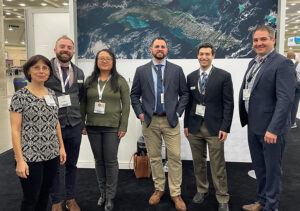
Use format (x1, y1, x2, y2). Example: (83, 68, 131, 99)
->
(9, 90, 23, 114)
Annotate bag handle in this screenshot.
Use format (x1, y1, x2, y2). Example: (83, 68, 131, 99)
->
(129, 152, 137, 170)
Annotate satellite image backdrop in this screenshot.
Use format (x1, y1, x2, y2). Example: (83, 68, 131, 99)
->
(77, 0, 278, 59)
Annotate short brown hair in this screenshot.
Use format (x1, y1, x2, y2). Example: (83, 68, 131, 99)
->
(55, 35, 74, 48)
(253, 25, 276, 39)
(287, 51, 296, 59)
(23, 55, 52, 82)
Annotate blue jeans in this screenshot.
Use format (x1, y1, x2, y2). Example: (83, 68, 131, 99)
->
(291, 88, 300, 124)
(50, 123, 82, 203)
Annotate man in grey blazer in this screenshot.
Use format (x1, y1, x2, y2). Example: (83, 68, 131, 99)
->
(184, 43, 234, 211)
(239, 25, 295, 211)
(131, 37, 189, 211)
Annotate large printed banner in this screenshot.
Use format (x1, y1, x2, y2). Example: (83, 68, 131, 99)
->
(77, 0, 278, 59)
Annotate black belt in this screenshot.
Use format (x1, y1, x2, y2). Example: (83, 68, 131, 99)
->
(153, 113, 166, 117)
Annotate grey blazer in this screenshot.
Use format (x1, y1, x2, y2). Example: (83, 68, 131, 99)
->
(130, 60, 189, 128)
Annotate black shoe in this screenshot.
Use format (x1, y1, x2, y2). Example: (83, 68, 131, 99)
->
(105, 199, 114, 211)
(218, 203, 229, 211)
(192, 192, 208, 204)
(97, 193, 106, 206)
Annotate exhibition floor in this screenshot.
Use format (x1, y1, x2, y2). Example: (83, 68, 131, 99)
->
(0, 119, 299, 211)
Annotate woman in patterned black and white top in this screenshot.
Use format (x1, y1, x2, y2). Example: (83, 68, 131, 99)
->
(9, 55, 67, 211)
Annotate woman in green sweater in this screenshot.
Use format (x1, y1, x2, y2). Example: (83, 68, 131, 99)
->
(81, 49, 130, 211)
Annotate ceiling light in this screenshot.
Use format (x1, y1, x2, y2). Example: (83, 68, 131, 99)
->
(8, 27, 13, 31)
(5, 12, 11, 15)
(41, 2, 47, 6)
(17, 15, 22, 18)
(295, 26, 299, 29)
(2, 4, 5, 6)
(297, 11, 300, 13)
(21, 41, 25, 45)
(13, 9, 18, 11)
(285, 17, 289, 20)
(285, 29, 288, 32)
(6, 0, 13, 2)
(291, 3, 296, 6)
(62, 2, 68, 6)
(297, 20, 300, 22)
(286, 7, 289, 9)
(5, 40, 8, 44)
(19, 3, 26, 6)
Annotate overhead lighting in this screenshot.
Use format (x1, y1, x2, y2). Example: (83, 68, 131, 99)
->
(285, 17, 289, 20)
(13, 9, 18, 11)
(62, 2, 68, 6)
(2, 4, 5, 6)
(297, 10, 300, 13)
(8, 26, 13, 31)
(286, 7, 289, 10)
(285, 24, 288, 26)
(295, 26, 299, 29)
(291, 3, 296, 6)
(41, 2, 47, 6)
(297, 20, 300, 22)
(19, 3, 26, 6)
(285, 29, 288, 32)
(5, 40, 8, 44)
(21, 41, 25, 45)
(5, 12, 11, 15)
(17, 15, 22, 18)
(6, 0, 13, 2)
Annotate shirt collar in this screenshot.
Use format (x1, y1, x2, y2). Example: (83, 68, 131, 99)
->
(200, 65, 213, 76)
(255, 49, 274, 63)
(152, 59, 166, 67)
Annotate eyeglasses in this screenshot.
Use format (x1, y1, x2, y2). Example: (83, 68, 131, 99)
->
(31, 65, 50, 71)
(98, 57, 112, 62)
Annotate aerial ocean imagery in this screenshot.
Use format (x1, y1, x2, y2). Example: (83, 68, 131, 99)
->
(77, 0, 277, 59)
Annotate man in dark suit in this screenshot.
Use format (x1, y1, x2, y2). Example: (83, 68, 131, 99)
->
(184, 42, 234, 211)
(131, 37, 189, 211)
(239, 25, 295, 211)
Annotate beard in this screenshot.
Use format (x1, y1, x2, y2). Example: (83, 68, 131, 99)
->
(56, 51, 73, 63)
(152, 52, 166, 61)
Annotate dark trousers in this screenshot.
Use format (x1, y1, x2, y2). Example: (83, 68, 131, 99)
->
(19, 157, 59, 211)
(86, 126, 120, 199)
(51, 123, 82, 203)
(248, 130, 286, 211)
(291, 88, 300, 124)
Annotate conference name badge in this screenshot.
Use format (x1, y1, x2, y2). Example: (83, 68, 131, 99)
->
(161, 93, 164, 104)
(94, 101, 105, 114)
(243, 89, 251, 101)
(58, 95, 72, 108)
(195, 104, 205, 117)
(44, 95, 56, 106)
(190, 86, 196, 90)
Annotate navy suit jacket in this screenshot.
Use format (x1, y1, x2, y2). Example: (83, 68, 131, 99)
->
(239, 51, 295, 135)
(184, 67, 234, 136)
(130, 60, 189, 128)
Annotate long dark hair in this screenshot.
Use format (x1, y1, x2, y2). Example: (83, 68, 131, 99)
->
(87, 49, 120, 92)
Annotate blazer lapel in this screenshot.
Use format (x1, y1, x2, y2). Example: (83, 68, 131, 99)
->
(252, 51, 276, 90)
(163, 61, 171, 92)
(145, 62, 155, 97)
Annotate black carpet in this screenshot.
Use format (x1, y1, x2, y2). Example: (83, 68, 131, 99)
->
(1, 119, 299, 211)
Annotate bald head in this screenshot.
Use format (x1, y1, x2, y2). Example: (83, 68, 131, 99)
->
(287, 51, 296, 60)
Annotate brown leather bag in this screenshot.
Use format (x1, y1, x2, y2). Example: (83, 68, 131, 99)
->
(130, 152, 151, 178)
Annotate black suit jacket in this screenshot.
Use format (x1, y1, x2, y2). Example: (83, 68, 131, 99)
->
(131, 60, 189, 128)
(184, 66, 234, 136)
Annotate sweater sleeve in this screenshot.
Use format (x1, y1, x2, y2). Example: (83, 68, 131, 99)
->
(119, 78, 130, 132)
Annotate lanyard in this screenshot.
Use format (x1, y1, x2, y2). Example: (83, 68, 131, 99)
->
(97, 76, 111, 101)
(152, 62, 165, 86)
(246, 60, 266, 84)
(56, 60, 72, 94)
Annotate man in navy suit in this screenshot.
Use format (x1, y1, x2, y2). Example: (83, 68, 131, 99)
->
(184, 43, 234, 211)
(239, 25, 295, 211)
(131, 37, 189, 211)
